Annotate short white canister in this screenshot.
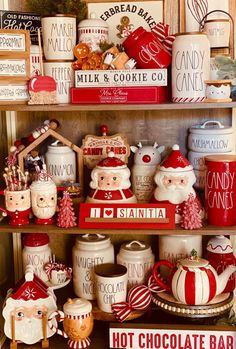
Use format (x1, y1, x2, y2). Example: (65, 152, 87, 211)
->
(22, 233, 52, 282)
(72, 234, 114, 300)
(78, 13, 109, 52)
(43, 61, 75, 104)
(45, 140, 76, 185)
(42, 14, 76, 60)
(117, 240, 154, 289)
(171, 32, 210, 102)
(188, 120, 235, 153)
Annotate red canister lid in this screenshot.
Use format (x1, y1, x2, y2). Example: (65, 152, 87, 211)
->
(23, 233, 49, 247)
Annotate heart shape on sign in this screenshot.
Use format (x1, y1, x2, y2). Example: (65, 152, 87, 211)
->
(105, 210, 112, 216)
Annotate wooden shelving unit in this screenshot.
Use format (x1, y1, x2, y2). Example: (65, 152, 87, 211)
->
(1, 101, 236, 111)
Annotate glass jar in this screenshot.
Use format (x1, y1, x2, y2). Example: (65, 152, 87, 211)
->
(72, 234, 114, 300)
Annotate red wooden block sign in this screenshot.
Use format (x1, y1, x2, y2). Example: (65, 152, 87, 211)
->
(79, 203, 175, 229)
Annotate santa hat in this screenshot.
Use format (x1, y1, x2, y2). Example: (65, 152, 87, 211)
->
(159, 144, 193, 172)
(96, 151, 127, 170)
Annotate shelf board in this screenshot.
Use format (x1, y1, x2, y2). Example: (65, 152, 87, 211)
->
(0, 101, 236, 112)
(0, 221, 235, 235)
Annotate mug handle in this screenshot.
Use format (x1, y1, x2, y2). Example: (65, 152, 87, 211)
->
(152, 260, 174, 292)
(48, 310, 68, 338)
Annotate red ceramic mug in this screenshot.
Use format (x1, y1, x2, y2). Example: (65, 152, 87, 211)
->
(205, 155, 236, 226)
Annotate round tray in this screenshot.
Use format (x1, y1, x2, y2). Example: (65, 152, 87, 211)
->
(152, 292, 234, 318)
(91, 301, 146, 322)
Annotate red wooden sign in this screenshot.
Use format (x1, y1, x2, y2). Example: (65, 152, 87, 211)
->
(79, 203, 175, 229)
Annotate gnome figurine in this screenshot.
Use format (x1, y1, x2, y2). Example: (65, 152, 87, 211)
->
(151, 144, 203, 223)
(86, 151, 137, 203)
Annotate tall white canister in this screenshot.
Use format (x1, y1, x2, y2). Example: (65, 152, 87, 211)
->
(72, 234, 114, 300)
(45, 140, 76, 185)
(41, 14, 76, 60)
(172, 32, 210, 102)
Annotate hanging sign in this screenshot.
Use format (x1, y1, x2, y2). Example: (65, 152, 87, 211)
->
(81, 125, 130, 169)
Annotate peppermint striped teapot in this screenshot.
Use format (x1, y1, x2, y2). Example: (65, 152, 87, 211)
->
(152, 253, 236, 305)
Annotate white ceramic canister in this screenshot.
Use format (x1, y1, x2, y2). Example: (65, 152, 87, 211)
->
(171, 32, 210, 103)
(45, 140, 76, 185)
(188, 120, 235, 153)
(22, 233, 52, 282)
(72, 234, 114, 300)
(117, 240, 155, 289)
(41, 14, 76, 60)
(30, 45, 41, 77)
(188, 150, 234, 171)
(43, 61, 75, 104)
(158, 235, 202, 277)
(204, 19, 230, 48)
(78, 13, 109, 52)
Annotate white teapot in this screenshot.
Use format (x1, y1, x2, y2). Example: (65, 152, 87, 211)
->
(152, 253, 236, 305)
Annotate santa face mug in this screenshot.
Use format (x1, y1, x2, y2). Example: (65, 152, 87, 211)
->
(30, 180, 57, 224)
(0, 189, 31, 226)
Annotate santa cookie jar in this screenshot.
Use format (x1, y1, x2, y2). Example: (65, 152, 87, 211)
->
(151, 144, 203, 223)
(86, 151, 137, 203)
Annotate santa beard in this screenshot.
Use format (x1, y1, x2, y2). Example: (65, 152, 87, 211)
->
(154, 186, 196, 204)
(32, 205, 56, 219)
(154, 170, 196, 204)
(5, 316, 44, 344)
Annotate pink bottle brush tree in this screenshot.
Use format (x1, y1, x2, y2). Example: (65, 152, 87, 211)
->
(181, 193, 202, 230)
(57, 191, 77, 228)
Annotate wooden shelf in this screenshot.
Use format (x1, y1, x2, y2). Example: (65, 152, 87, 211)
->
(0, 221, 235, 235)
(0, 101, 236, 112)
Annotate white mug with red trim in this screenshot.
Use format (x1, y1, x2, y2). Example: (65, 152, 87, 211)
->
(48, 298, 94, 348)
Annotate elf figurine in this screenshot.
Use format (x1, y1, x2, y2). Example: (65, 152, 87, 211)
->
(151, 144, 203, 225)
(86, 151, 137, 203)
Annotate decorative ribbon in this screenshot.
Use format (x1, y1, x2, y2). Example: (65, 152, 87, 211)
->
(111, 275, 165, 322)
(152, 22, 175, 52)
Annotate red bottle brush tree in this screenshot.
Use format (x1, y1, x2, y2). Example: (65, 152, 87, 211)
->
(57, 191, 77, 228)
(181, 193, 202, 230)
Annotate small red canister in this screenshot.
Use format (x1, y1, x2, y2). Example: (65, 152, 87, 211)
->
(122, 26, 172, 69)
(205, 155, 236, 226)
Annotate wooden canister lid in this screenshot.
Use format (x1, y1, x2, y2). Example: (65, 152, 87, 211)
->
(205, 154, 236, 162)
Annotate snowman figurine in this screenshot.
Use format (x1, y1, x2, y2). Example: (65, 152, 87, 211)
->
(86, 151, 137, 203)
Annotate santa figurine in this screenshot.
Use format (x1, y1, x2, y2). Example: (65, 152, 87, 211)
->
(86, 151, 137, 203)
(151, 144, 203, 224)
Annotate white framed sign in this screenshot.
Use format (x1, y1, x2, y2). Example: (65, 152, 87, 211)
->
(88, 1, 164, 44)
(110, 323, 236, 349)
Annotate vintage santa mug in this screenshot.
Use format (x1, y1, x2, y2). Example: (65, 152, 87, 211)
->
(48, 298, 94, 348)
(0, 189, 31, 226)
(30, 179, 57, 224)
(205, 155, 236, 226)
